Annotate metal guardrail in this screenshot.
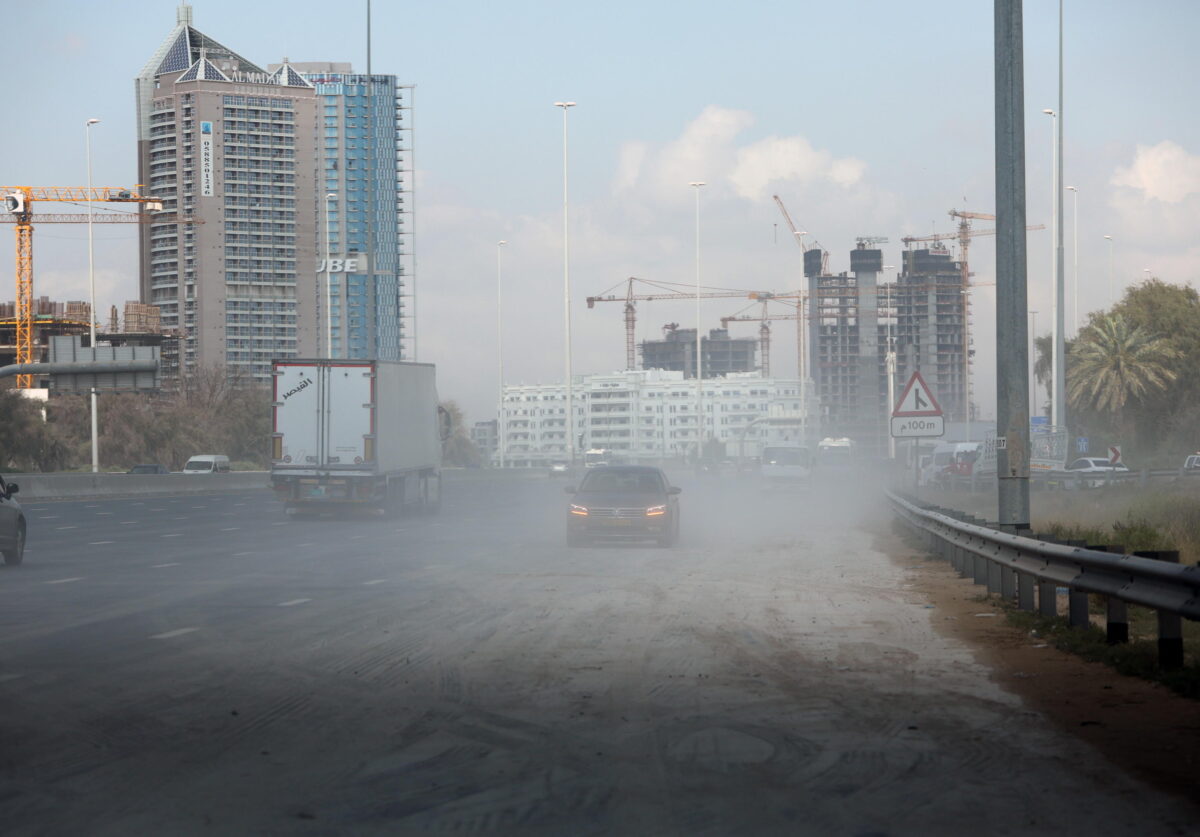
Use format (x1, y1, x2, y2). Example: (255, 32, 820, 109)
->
(8, 472, 269, 500)
(887, 489, 1200, 668)
(936, 467, 1200, 492)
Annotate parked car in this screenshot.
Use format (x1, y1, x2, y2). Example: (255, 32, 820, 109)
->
(182, 455, 230, 474)
(0, 473, 26, 566)
(548, 461, 569, 477)
(1062, 457, 1128, 488)
(1183, 453, 1200, 472)
(127, 464, 170, 475)
(565, 465, 681, 548)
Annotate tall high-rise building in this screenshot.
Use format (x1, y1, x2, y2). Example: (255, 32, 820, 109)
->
(135, 4, 412, 382)
(287, 62, 412, 361)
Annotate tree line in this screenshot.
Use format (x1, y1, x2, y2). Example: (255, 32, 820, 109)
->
(1035, 278, 1200, 464)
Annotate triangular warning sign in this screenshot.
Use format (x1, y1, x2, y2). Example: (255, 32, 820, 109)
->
(892, 370, 943, 417)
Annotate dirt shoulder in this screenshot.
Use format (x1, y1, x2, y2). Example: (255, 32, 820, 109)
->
(881, 531, 1200, 805)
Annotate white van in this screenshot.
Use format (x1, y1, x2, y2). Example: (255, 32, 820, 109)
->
(182, 454, 231, 474)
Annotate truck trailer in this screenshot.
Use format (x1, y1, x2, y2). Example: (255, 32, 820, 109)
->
(270, 359, 445, 515)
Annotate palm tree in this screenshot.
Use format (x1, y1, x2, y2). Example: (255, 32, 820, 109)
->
(1067, 314, 1179, 420)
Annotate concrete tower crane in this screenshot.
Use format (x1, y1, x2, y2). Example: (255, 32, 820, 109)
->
(586, 277, 767, 371)
(1, 186, 181, 387)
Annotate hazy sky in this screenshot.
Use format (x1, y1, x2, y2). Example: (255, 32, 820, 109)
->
(4, 1, 1198, 423)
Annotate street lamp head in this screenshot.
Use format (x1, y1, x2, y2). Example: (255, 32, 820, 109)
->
(86, 118, 100, 126)
(1042, 108, 1055, 116)
(497, 240, 507, 246)
(1104, 234, 1113, 241)
(1066, 185, 1077, 192)
(554, 101, 576, 108)
(325, 193, 337, 201)
(689, 181, 706, 188)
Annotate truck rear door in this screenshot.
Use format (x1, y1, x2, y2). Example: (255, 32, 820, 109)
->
(275, 362, 322, 467)
(324, 364, 373, 466)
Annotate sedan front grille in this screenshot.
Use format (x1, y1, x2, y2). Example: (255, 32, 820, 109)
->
(589, 507, 647, 518)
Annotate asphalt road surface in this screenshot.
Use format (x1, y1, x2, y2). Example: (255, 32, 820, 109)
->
(0, 471, 1195, 835)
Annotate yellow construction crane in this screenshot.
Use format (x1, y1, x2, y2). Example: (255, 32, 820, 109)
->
(586, 276, 767, 371)
(1, 186, 176, 387)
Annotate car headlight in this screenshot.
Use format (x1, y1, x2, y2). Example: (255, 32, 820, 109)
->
(569, 504, 589, 516)
(646, 504, 667, 517)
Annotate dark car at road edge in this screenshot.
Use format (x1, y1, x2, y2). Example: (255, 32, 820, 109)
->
(565, 465, 681, 548)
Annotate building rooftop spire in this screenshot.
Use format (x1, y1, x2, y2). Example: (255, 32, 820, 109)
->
(177, 2, 193, 26)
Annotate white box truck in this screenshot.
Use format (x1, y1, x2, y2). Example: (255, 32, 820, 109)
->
(270, 359, 445, 515)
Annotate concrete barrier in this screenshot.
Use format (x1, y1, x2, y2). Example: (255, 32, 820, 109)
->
(6, 472, 271, 500)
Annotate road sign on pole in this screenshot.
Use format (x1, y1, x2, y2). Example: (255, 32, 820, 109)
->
(891, 370, 945, 438)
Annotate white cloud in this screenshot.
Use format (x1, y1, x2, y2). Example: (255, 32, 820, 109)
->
(614, 105, 865, 204)
(1111, 140, 1200, 204)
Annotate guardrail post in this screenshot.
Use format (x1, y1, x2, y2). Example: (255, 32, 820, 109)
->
(1139, 468, 1149, 489)
(1036, 534, 1058, 617)
(997, 524, 1019, 599)
(1137, 550, 1184, 669)
(1086, 544, 1129, 644)
(1064, 540, 1090, 629)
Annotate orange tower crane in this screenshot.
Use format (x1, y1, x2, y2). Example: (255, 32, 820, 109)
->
(586, 276, 768, 371)
(1, 186, 178, 387)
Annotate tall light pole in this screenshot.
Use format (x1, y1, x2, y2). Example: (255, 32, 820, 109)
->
(1066, 185, 1078, 333)
(324, 192, 337, 358)
(794, 229, 809, 439)
(690, 181, 706, 460)
(85, 117, 101, 473)
(496, 240, 507, 468)
(882, 265, 896, 459)
(1043, 107, 1064, 430)
(554, 101, 576, 464)
(1104, 234, 1114, 304)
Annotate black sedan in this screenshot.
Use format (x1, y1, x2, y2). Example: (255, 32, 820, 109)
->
(0, 473, 26, 566)
(565, 465, 681, 547)
(127, 464, 170, 475)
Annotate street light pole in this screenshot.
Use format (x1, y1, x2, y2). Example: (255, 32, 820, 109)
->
(496, 240, 507, 469)
(690, 181, 706, 460)
(554, 101, 576, 465)
(1066, 185, 1078, 333)
(1104, 234, 1114, 304)
(86, 117, 101, 474)
(324, 192, 337, 358)
(1043, 107, 1064, 430)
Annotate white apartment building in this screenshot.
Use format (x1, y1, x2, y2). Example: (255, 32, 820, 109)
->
(497, 370, 814, 468)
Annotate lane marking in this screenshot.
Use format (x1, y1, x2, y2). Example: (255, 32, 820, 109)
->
(233, 551, 256, 557)
(0, 673, 24, 684)
(28, 507, 49, 511)
(46, 577, 84, 585)
(88, 541, 115, 546)
(278, 598, 311, 607)
(161, 533, 183, 538)
(272, 522, 288, 526)
(55, 526, 78, 531)
(84, 504, 99, 509)
(172, 516, 188, 521)
(220, 527, 240, 531)
(190, 505, 208, 509)
(150, 628, 199, 639)
(38, 516, 60, 520)
(152, 562, 181, 568)
(363, 579, 387, 585)
(95, 512, 113, 516)
(120, 521, 137, 525)
(350, 534, 367, 540)
(149, 508, 166, 512)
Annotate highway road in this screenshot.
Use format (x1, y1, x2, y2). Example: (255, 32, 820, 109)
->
(0, 472, 1195, 835)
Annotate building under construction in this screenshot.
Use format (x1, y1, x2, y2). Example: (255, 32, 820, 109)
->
(0, 298, 181, 389)
(807, 242, 969, 455)
(640, 325, 758, 379)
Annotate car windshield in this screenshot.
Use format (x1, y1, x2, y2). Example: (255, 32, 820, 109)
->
(580, 469, 664, 493)
(184, 460, 213, 471)
(763, 448, 809, 466)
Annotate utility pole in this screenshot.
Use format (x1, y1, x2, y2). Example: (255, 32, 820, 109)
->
(1053, 0, 1067, 431)
(995, 0, 1031, 528)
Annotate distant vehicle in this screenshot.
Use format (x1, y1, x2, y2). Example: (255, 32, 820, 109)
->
(127, 464, 169, 475)
(565, 465, 681, 548)
(548, 461, 569, 477)
(583, 448, 614, 468)
(760, 445, 813, 488)
(1183, 453, 1200, 472)
(924, 442, 982, 485)
(0, 473, 25, 566)
(816, 437, 856, 469)
(1062, 457, 1129, 488)
(270, 359, 444, 515)
(181, 455, 230, 474)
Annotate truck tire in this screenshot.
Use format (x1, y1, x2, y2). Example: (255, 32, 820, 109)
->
(3, 522, 26, 565)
